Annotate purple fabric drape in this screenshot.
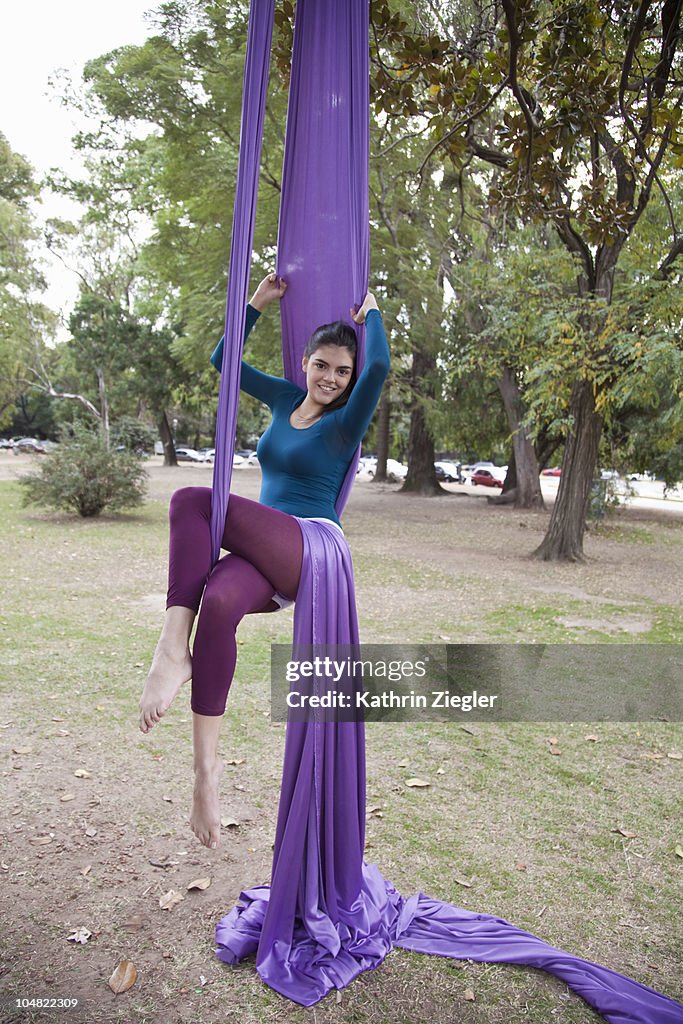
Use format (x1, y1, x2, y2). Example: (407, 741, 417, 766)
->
(211, 0, 683, 1018)
(209, 0, 275, 564)
(276, 0, 369, 514)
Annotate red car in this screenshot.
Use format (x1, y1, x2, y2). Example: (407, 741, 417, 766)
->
(541, 467, 562, 477)
(470, 469, 504, 488)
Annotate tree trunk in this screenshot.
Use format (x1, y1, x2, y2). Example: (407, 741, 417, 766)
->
(488, 446, 519, 504)
(497, 364, 544, 509)
(373, 390, 391, 483)
(533, 379, 603, 561)
(400, 348, 442, 495)
(159, 410, 177, 466)
(95, 367, 109, 446)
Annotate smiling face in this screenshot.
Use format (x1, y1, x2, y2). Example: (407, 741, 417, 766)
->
(302, 344, 355, 406)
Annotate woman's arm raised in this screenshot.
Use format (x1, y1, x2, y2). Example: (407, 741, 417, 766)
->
(210, 275, 293, 409)
(336, 293, 390, 444)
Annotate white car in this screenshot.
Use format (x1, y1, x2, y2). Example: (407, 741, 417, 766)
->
(175, 447, 209, 463)
(357, 456, 407, 482)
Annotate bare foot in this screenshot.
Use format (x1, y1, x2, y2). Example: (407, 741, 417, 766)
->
(190, 759, 224, 849)
(138, 645, 192, 733)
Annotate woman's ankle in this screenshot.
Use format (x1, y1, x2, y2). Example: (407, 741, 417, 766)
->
(193, 760, 222, 779)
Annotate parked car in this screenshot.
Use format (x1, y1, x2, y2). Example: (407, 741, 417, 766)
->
(470, 468, 504, 488)
(434, 460, 464, 483)
(246, 451, 260, 466)
(13, 437, 47, 454)
(356, 456, 407, 482)
(541, 467, 562, 477)
(175, 447, 209, 463)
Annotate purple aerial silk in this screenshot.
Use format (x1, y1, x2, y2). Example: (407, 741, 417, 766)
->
(275, 0, 369, 514)
(209, 0, 275, 564)
(211, 1, 683, 1019)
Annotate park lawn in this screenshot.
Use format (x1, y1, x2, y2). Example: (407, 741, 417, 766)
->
(1, 465, 681, 1024)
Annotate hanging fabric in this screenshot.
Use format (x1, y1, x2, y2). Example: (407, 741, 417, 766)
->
(210, 1, 683, 1019)
(209, 0, 276, 564)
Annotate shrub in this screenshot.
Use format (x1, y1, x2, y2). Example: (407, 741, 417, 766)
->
(20, 422, 148, 517)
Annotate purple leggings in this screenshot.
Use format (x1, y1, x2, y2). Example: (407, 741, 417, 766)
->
(166, 487, 303, 716)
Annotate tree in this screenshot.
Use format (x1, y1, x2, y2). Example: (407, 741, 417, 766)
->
(371, 0, 683, 558)
(0, 134, 56, 428)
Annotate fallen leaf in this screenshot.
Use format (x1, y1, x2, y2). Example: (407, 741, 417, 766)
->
(220, 817, 241, 829)
(30, 835, 52, 846)
(436, 768, 445, 775)
(80, 865, 92, 876)
(397, 759, 409, 768)
(674, 845, 683, 859)
(12, 746, 32, 754)
(405, 777, 430, 788)
(149, 857, 177, 868)
(515, 862, 527, 871)
(549, 736, 559, 746)
(199, 975, 208, 986)
(584, 734, 599, 742)
(613, 828, 638, 839)
(187, 877, 211, 891)
(667, 752, 682, 760)
(159, 889, 184, 910)
(549, 747, 561, 756)
(74, 769, 92, 778)
(108, 960, 137, 994)
(464, 988, 475, 1001)
(84, 826, 98, 838)
(454, 877, 472, 888)
(67, 927, 91, 944)
(60, 793, 75, 803)
(641, 752, 664, 760)
(123, 916, 144, 932)
(226, 758, 245, 765)
(162, 796, 173, 803)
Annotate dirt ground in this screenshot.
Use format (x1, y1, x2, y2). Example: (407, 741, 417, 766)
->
(1, 456, 681, 1024)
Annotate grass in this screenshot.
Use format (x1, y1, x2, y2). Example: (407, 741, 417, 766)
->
(1, 468, 682, 1024)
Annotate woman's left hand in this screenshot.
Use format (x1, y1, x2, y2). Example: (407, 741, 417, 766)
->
(350, 292, 379, 324)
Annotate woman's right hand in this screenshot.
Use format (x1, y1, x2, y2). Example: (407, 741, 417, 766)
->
(250, 273, 287, 312)
(350, 291, 379, 324)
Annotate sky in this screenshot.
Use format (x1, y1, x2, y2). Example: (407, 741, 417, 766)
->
(2, 0, 156, 321)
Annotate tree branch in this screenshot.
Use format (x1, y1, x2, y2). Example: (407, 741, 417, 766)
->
(500, 0, 541, 177)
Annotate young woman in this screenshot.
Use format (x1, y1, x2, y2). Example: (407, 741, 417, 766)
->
(138, 272, 390, 850)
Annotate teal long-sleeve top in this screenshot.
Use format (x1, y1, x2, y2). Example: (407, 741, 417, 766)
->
(210, 304, 390, 527)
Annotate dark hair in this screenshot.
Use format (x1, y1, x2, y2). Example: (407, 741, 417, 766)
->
(303, 320, 358, 412)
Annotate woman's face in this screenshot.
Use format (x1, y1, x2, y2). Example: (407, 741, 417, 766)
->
(302, 344, 355, 406)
